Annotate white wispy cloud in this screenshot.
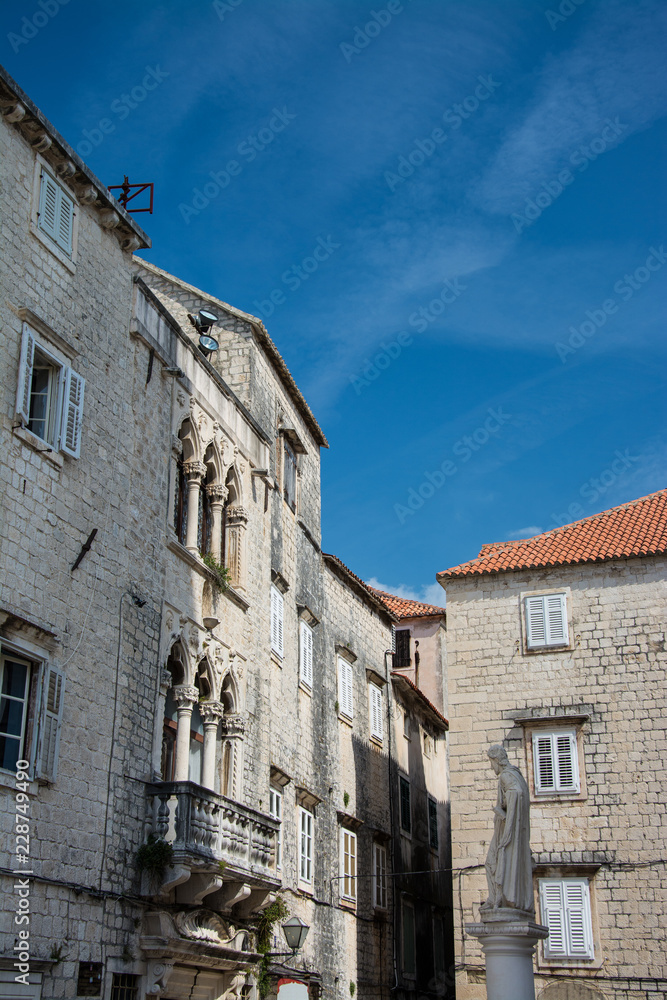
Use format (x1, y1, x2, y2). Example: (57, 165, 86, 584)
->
(366, 577, 446, 607)
(506, 525, 543, 539)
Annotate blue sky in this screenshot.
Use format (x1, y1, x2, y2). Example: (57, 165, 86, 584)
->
(4, 0, 665, 603)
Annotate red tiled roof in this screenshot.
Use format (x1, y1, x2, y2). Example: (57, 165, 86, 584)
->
(370, 589, 446, 619)
(438, 489, 667, 580)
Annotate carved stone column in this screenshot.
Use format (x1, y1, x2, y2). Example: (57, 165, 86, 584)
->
(172, 685, 198, 782)
(221, 714, 246, 800)
(199, 701, 225, 790)
(206, 484, 228, 563)
(183, 461, 206, 553)
(226, 506, 249, 589)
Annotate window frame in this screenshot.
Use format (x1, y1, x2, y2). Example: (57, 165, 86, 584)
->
(369, 682, 384, 742)
(532, 728, 580, 795)
(15, 323, 85, 459)
(399, 775, 411, 834)
(270, 585, 284, 659)
(402, 898, 417, 977)
(269, 786, 282, 870)
(283, 438, 298, 512)
(428, 796, 439, 849)
(393, 628, 411, 668)
(539, 878, 595, 961)
(299, 620, 313, 689)
(298, 805, 314, 885)
(373, 842, 388, 910)
(524, 592, 569, 650)
(338, 656, 354, 721)
(340, 827, 357, 902)
(0, 644, 65, 783)
(32, 158, 78, 269)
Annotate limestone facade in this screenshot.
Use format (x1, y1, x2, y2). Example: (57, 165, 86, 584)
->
(440, 545, 667, 1000)
(0, 66, 453, 1000)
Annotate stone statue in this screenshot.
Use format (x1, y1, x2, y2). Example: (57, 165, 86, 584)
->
(482, 745, 534, 914)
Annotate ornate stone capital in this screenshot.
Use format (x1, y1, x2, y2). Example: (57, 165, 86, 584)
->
(159, 668, 173, 693)
(172, 684, 198, 709)
(183, 460, 206, 482)
(206, 483, 229, 503)
(199, 701, 225, 725)
(221, 714, 246, 736)
(227, 505, 249, 525)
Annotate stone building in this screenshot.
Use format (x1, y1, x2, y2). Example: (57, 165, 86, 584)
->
(0, 65, 454, 1000)
(436, 491, 667, 1000)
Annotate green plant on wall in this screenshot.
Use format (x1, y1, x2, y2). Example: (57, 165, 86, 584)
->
(202, 553, 231, 591)
(136, 834, 174, 877)
(255, 896, 289, 999)
(343, 791, 350, 808)
(349, 982, 356, 997)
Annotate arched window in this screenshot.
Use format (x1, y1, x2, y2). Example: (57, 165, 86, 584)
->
(161, 645, 185, 781)
(190, 662, 211, 784)
(173, 460, 188, 546)
(197, 482, 212, 555)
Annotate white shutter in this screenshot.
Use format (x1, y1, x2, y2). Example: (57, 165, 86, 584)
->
(56, 186, 74, 255)
(36, 666, 65, 782)
(533, 731, 579, 793)
(555, 731, 579, 792)
(60, 367, 85, 458)
(339, 658, 353, 719)
(38, 169, 59, 242)
(270, 586, 284, 657)
(341, 829, 357, 900)
(299, 621, 313, 687)
(546, 593, 568, 645)
(16, 323, 36, 423)
(541, 881, 567, 957)
(525, 596, 547, 647)
(373, 843, 387, 908)
(370, 684, 383, 740)
(533, 733, 556, 792)
(300, 808, 313, 882)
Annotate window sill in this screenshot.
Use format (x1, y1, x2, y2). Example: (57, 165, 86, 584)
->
(297, 881, 314, 897)
(369, 734, 383, 748)
(271, 650, 283, 667)
(524, 644, 572, 655)
(298, 680, 312, 696)
(339, 898, 356, 912)
(30, 220, 76, 273)
(12, 424, 64, 468)
(338, 713, 353, 728)
(0, 769, 39, 795)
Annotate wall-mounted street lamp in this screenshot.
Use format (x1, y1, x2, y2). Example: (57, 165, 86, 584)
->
(187, 309, 220, 358)
(265, 916, 310, 959)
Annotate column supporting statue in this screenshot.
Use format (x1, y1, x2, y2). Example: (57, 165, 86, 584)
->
(465, 745, 548, 1000)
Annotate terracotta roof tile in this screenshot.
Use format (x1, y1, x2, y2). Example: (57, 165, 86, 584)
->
(369, 589, 446, 619)
(438, 489, 667, 580)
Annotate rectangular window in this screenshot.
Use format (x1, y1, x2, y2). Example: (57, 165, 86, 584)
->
(399, 776, 411, 833)
(433, 915, 446, 978)
(540, 879, 594, 959)
(77, 963, 104, 997)
(369, 683, 383, 741)
(269, 787, 282, 869)
(340, 828, 357, 901)
(525, 594, 568, 649)
(533, 730, 580, 794)
(283, 439, 297, 511)
(338, 656, 354, 720)
(38, 166, 74, 256)
(0, 651, 64, 780)
(373, 843, 387, 909)
(110, 974, 140, 1000)
(0, 654, 31, 772)
(299, 806, 313, 884)
(428, 797, 438, 849)
(299, 620, 313, 688)
(393, 628, 411, 668)
(270, 586, 284, 658)
(402, 899, 416, 976)
(15, 324, 85, 457)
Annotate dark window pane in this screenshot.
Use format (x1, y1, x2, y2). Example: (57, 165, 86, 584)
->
(284, 441, 297, 511)
(399, 776, 411, 832)
(2, 660, 28, 697)
(429, 798, 439, 848)
(393, 630, 411, 668)
(403, 902, 416, 974)
(0, 697, 25, 737)
(0, 735, 21, 771)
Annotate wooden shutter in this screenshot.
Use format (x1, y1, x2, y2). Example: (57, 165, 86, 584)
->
(299, 621, 313, 687)
(540, 881, 567, 957)
(525, 596, 547, 647)
(36, 666, 65, 782)
(339, 658, 353, 719)
(38, 169, 59, 243)
(270, 587, 284, 657)
(60, 367, 85, 458)
(546, 593, 568, 645)
(533, 731, 579, 793)
(373, 843, 387, 908)
(370, 684, 383, 740)
(56, 186, 74, 255)
(533, 732, 556, 791)
(555, 731, 579, 791)
(16, 323, 36, 423)
(341, 829, 357, 900)
(300, 808, 312, 882)
(541, 879, 593, 959)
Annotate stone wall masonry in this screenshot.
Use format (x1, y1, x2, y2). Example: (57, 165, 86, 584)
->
(444, 555, 667, 999)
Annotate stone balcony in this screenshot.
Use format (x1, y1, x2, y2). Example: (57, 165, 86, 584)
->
(145, 781, 280, 908)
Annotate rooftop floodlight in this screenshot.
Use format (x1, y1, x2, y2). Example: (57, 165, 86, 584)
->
(198, 333, 219, 356)
(281, 916, 310, 954)
(197, 309, 218, 331)
(187, 309, 220, 357)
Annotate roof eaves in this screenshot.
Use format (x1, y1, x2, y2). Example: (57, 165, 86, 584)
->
(323, 554, 399, 623)
(391, 672, 449, 730)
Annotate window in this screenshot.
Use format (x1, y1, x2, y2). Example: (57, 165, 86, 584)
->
(338, 656, 354, 720)
(533, 729, 580, 794)
(369, 683, 383, 741)
(399, 776, 411, 833)
(283, 439, 297, 511)
(77, 963, 104, 997)
(110, 974, 139, 1000)
(197, 479, 212, 555)
(270, 586, 284, 658)
(433, 915, 446, 979)
(539, 879, 594, 960)
(402, 899, 416, 976)
(269, 786, 282, 869)
(15, 324, 84, 457)
(525, 594, 568, 649)
(299, 806, 313, 884)
(423, 731, 432, 757)
(340, 828, 357, 901)
(373, 843, 387, 909)
(173, 461, 188, 546)
(37, 166, 74, 256)
(393, 629, 411, 668)
(428, 797, 438, 849)
(403, 711, 410, 740)
(299, 621, 313, 688)
(0, 650, 64, 781)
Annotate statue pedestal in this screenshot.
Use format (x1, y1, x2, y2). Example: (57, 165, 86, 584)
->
(466, 909, 548, 1000)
